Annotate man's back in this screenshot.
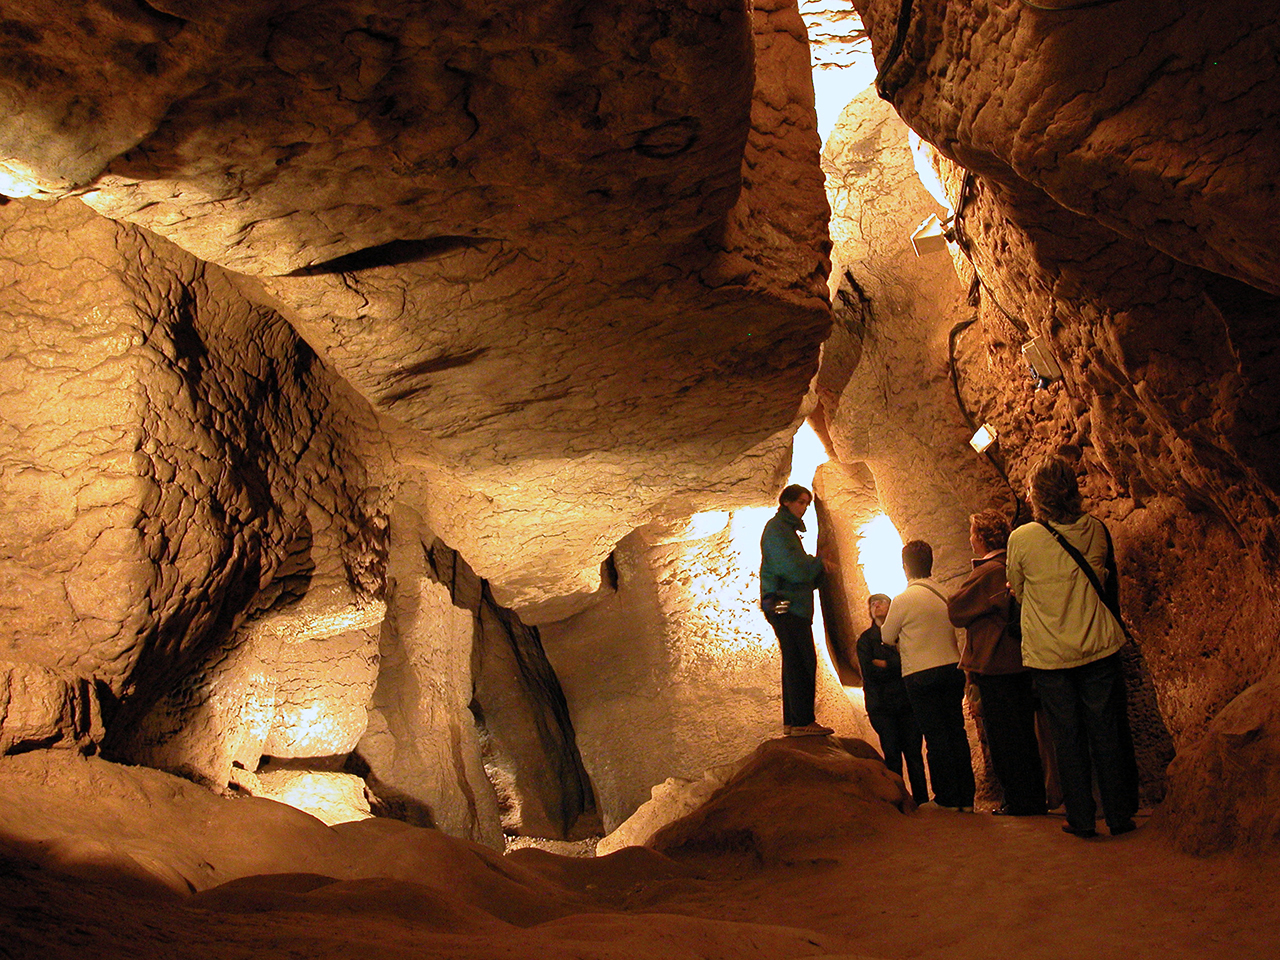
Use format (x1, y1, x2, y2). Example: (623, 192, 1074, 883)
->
(881, 579, 960, 677)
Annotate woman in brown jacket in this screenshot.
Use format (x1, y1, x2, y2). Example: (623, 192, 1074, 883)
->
(948, 509, 1047, 816)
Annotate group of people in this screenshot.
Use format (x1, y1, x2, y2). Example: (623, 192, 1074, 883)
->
(759, 455, 1139, 838)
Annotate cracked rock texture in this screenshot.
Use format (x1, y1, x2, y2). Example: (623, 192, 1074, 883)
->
(0, 0, 833, 620)
(0, 0, 835, 842)
(857, 0, 1280, 295)
(818, 89, 1011, 585)
(0, 197, 389, 787)
(1156, 672, 1280, 854)
(854, 0, 1279, 833)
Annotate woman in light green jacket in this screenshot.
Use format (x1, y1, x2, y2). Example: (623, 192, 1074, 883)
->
(1007, 456, 1137, 839)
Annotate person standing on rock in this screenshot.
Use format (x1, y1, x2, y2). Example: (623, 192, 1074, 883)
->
(1007, 455, 1138, 838)
(947, 510, 1047, 816)
(882, 540, 976, 811)
(760, 484, 834, 737)
(857, 593, 929, 804)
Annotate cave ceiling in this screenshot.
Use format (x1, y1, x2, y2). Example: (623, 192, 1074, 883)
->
(0, 0, 832, 619)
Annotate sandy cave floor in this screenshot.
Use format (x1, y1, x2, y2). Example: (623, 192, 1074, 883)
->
(4, 804, 1279, 960)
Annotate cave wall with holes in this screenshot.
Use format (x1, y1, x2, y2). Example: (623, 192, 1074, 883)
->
(850, 0, 1280, 847)
(0, 0, 838, 843)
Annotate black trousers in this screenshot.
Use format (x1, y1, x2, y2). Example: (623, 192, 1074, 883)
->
(869, 705, 929, 804)
(1032, 653, 1138, 832)
(904, 664, 975, 808)
(974, 671, 1047, 814)
(766, 611, 816, 727)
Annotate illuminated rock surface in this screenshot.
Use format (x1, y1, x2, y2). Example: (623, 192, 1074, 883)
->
(541, 512, 870, 831)
(0, 0, 832, 845)
(646, 735, 911, 860)
(0, 0, 1279, 950)
(842, 0, 1280, 828)
(0, 0, 832, 620)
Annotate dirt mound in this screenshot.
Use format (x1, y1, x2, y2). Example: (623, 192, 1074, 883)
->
(647, 736, 911, 861)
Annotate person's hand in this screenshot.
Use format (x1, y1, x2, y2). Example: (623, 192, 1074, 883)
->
(872, 658, 888, 669)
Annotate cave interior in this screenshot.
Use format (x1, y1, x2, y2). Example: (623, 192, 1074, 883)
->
(1, 0, 1279, 957)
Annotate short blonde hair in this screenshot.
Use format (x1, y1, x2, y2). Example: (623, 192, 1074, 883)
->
(1028, 455, 1083, 524)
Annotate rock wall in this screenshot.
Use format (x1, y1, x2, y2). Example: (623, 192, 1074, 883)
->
(0, 0, 834, 622)
(357, 506, 597, 846)
(0, 1, 838, 845)
(0, 197, 389, 781)
(541, 510, 870, 831)
(817, 89, 1012, 588)
(851, 0, 1280, 838)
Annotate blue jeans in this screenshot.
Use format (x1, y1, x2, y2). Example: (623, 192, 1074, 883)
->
(766, 611, 817, 727)
(904, 664, 975, 808)
(1032, 653, 1137, 832)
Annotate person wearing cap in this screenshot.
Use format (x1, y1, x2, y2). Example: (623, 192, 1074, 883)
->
(857, 593, 928, 803)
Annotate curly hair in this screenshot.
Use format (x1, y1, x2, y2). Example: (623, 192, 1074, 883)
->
(1028, 455, 1084, 524)
(970, 509, 1011, 551)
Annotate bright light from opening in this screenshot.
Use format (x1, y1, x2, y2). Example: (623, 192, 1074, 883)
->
(682, 511, 731, 541)
(790, 420, 830, 488)
(789, 420, 830, 556)
(857, 513, 907, 597)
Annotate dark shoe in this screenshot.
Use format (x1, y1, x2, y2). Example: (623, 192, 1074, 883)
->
(784, 722, 834, 737)
(1062, 824, 1098, 838)
(1110, 819, 1137, 836)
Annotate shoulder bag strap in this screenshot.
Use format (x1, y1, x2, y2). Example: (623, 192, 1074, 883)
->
(1036, 520, 1130, 639)
(913, 581, 949, 605)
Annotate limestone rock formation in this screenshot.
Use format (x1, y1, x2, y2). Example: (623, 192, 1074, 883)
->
(357, 506, 596, 845)
(848, 0, 1279, 817)
(541, 510, 870, 831)
(0, 661, 101, 753)
(818, 88, 1010, 588)
(1157, 672, 1280, 855)
(252, 762, 374, 827)
(356, 503, 504, 844)
(596, 760, 745, 856)
(0, 0, 833, 620)
(0, 196, 390, 784)
(0, 0, 836, 842)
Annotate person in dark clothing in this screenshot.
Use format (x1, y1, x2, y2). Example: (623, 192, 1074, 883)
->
(760, 483, 833, 737)
(947, 510, 1047, 816)
(857, 593, 929, 804)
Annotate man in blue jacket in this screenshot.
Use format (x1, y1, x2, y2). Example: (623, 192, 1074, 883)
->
(760, 484, 834, 737)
